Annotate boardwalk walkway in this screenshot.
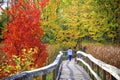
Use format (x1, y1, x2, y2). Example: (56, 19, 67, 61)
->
(59, 59, 91, 80)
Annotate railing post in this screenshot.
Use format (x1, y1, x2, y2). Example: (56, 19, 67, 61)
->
(91, 62, 94, 80)
(92, 62, 94, 70)
(42, 74, 46, 80)
(83, 56, 85, 69)
(85, 57, 87, 71)
(53, 58, 61, 80)
(87, 58, 90, 75)
(89, 60, 92, 79)
(102, 70, 106, 80)
(56, 57, 62, 80)
(86, 57, 90, 72)
(110, 75, 116, 80)
(53, 69, 56, 80)
(97, 65, 100, 76)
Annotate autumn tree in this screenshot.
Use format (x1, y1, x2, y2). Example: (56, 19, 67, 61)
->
(41, 0, 75, 48)
(41, 0, 63, 43)
(0, 0, 49, 78)
(60, 0, 120, 45)
(94, 0, 120, 43)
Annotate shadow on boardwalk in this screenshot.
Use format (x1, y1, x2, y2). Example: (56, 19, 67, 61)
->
(59, 59, 91, 80)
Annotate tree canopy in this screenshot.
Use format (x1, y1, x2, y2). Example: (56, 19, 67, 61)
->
(41, 0, 120, 45)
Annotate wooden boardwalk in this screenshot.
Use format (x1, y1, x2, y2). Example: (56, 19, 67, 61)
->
(59, 59, 91, 80)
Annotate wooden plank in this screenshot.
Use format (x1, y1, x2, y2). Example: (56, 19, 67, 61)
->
(59, 59, 92, 80)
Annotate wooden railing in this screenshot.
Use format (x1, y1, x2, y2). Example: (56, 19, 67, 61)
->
(76, 51, 120, 80)
(4, 51, 63, 80)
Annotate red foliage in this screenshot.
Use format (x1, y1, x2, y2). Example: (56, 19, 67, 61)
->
(2, 0, 49, 67)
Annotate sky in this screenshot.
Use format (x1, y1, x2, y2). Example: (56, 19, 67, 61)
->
(0, 0, 10, 14)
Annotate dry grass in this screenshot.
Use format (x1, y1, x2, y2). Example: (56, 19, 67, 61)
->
(46, 44, 62, 64)
(83, 43, 120, 69)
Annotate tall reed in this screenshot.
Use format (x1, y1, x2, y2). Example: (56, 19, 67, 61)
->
(84, 43, 120, 68)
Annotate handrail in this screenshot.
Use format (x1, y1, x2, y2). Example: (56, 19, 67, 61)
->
(4, 51, 63, 80)
(76, 51, 120, 80)
(77, 58, 101, 80)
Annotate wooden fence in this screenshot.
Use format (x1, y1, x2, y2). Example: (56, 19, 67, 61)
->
(76, 51, 120, 80)
(4, 51, 63, 80)
(4, 50, 120, 80)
